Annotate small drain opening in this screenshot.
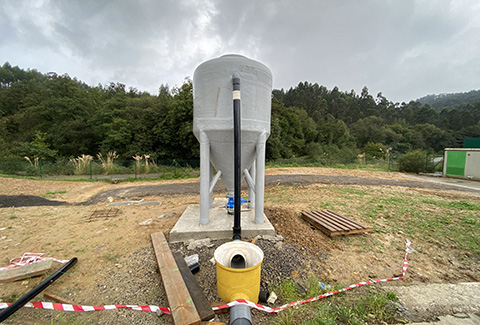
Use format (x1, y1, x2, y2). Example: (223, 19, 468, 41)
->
(230, 254, 246, 269)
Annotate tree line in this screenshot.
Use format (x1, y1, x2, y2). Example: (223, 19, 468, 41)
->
(1, 62, 480, 166)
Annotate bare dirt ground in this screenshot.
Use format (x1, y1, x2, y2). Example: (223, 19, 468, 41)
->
(0, 167, 479, 324)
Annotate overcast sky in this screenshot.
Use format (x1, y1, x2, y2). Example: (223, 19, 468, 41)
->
(1, 0, 479, 103)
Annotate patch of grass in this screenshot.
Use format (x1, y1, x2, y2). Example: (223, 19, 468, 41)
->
(447, 200, 480, 211)
(305, 275, 324, 298)
(302, 303, 339, 325)
(461, 216, 478, 226)
(51, 312, 82, 324)
(320, 187, 371, 197)
(378, 196, 410, 206)
(7, 294, 19, 303)
(275, 307, 296, 325)
(105, 252, 123, 261)
(353, 290, 400, 322)
(423, 199, 480, 211)
(318, 202, 334, 209)
(364, 195, 480, 256)
(273, 278, 403, 325)
(0, 174, 39, 180)
(41, 190, 67, 199)
(275, 279, 301, 303)
(373, 224, 387, 234)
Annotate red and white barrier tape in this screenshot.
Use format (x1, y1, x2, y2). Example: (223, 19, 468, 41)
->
(0, 253, 69, 272)
(0, 240, 411, 315)
(213, 239, 412, 313)
(0, 302, 170, 314)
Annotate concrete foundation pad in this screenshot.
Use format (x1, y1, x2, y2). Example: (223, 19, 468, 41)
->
(169, 198, 275, 243)
(389, 282, 480, 322)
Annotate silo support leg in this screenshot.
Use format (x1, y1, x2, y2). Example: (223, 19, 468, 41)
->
(246, 164, 256, 209)
(199, 131, 210, 224)
(209, 164, 214, 208)
(255, 133, 267, 224)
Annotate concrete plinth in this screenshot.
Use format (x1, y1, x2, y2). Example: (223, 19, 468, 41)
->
(169, 198, 275, 243)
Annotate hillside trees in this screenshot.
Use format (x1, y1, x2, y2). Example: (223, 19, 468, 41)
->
(1, 63, 480, 166)
(153, 80, 199, 159)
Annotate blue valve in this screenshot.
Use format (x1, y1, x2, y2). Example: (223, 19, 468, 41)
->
(226, 195, 247, 210)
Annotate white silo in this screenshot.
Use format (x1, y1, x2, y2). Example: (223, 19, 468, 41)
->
(193, 54, 272, 226)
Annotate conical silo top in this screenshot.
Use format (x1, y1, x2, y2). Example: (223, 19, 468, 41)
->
(193, 54, 272, 194)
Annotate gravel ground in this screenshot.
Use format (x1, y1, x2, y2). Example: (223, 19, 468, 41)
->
(15, 236, 324, 324)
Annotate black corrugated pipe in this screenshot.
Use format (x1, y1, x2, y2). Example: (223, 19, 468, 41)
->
(232, 72, 241, 241)
(0, 257, 78, 322)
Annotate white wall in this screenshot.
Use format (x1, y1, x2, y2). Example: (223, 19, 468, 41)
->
(465, 151, 480, 179)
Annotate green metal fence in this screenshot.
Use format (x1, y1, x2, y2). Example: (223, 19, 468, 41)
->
(0, 153, 444, 180)
(0, 157, 200, 180)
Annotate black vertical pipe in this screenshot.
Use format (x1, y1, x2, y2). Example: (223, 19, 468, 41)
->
(232, 73, 241, 240)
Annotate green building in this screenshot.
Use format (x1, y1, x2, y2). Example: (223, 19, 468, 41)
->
(443, 148, 480, 180)
(464, 138, 480, 149)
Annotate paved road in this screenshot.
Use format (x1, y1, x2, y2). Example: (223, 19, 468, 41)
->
(1, 173, 479, 208)
(402, 174, 480, 192)
(85, 173, 480, 204)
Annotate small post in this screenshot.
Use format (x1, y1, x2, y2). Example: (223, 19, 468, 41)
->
(425, 152, 428, 173)
(89, 160, 93, 179)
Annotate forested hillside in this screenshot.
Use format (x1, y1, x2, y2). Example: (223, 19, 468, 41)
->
(417, 90, 480, 111)
(1, 62, 480, 165)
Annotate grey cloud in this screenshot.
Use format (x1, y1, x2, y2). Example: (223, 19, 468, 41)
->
(0, 0, 479, 101)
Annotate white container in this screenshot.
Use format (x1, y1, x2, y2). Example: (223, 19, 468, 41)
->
(193, 55, 272, 224)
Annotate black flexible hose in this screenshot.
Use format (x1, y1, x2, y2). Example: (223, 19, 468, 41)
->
(0, 257, 78, 322)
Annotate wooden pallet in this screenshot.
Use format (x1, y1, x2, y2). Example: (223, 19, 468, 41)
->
(301, 210, 373, 237)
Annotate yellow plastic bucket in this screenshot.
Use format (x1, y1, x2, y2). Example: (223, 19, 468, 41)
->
(214, 241, 264, 303)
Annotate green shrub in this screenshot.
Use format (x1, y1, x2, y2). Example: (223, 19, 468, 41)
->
(398, 150, 428, 173)
(0, 156, 29, 174)
(364, 142, 386, 160)
(305, 142, 323, 159)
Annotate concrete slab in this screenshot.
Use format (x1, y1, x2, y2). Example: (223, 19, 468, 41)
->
(169, 198, 275, 243)
(389, 282, 480, 322)
(107, 201, 134, 206)
(136, 201, 162, 206)
(412, 313, 480, 325)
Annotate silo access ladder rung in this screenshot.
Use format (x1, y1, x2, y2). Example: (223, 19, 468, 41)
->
(301, 210, 373, 237)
